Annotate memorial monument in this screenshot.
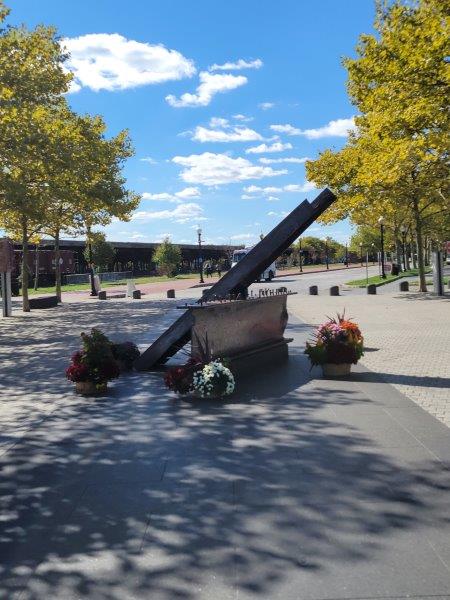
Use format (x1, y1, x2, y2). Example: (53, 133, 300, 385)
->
(134, 188, 336, 371)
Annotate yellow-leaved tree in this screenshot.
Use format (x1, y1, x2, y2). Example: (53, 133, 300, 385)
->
(306, 0, 449, 291)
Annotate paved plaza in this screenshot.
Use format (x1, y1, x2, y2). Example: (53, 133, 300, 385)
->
(1, 286, 450, 599)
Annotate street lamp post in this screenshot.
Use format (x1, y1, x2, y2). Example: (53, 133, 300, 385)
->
(86, 227, 97, 297)
(359, 242, 363, 266)
(197, 226, 204, 284)
(371, 243, 375, 265)
(345, 241, 349, 267)
(400, 225, 407, 272)
(298, 238, 303, 273)
(378, 216, 386, 278)
(323, 237, 329, 270)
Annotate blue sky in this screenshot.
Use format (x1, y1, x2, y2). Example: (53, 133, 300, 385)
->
(7, 0, 375, 247)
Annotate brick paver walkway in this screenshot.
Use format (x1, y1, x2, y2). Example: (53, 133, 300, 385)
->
(289, 292, 450, 427)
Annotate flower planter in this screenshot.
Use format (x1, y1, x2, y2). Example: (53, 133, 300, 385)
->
(322, 363, 352, 377)
(75, 381, 107, 396)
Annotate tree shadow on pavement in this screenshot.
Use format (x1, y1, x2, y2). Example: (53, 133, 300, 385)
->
(1, 301, 450, 599)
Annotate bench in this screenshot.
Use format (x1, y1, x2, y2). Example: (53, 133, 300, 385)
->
(29, 295, 58, 309)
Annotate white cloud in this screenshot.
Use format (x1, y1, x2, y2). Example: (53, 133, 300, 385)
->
(245, 142, 293, 154)
(269, 118, 356, 140)
(241, 194, 256, 200)
(209, 58, 263, 71)
(267, 210, 288, 217)
(300, 117, 356, 138)
(230, 233, 258, 241)
(172, 152, 287, 185)
(259, 157, 310, 164)
(166, 71, 247, 107)
(63, 33, 195, 92)
(270, 124, 302, 135)
(192, 117, 263, 143)
(267, 196, 280, 202)
(132, 202, 204, 223)
(142, 187, 201, 203)
(244, 182, 316, 195)
(233, 114, 253, 122)
(259, 102, 274, 110)
(175, 186, 201, 199)
(284, 182, 316, 192)
(140, 156, 157, 164)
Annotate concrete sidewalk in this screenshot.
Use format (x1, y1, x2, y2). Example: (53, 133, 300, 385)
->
(288, 292, 450, 427)
(1, 302, 450, 599)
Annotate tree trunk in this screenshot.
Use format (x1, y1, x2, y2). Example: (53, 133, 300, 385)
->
(395, 239, 402, 271)
(34, 240, 40, 290)
(412, 196, 427, 292)
(54, 230, 62, 302)
(21, 218, 30, 312)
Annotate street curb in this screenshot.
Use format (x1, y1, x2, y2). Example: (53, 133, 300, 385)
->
(188, 264, 365, 289)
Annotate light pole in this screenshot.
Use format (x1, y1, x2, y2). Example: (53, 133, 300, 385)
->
(345, 241, 349, 267)
(378, 216, 386, 279)
(371, 243, 375, 265)
(400, 224, 407, 272)
(298, 238, 303, 273)
(86, 227, 97, 297)
(323, 237, 329, 270)
(359, 242, 363, 266)
(197, 226, 204, 284)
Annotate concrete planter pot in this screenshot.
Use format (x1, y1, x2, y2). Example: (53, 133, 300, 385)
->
(75, 381, 107, 396)
(322, 363, 352, 377)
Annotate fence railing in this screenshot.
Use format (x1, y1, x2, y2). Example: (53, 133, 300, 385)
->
(64, 271, 133, 286)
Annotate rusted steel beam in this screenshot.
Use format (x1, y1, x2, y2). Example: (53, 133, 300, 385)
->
(134, 188, 335, 370)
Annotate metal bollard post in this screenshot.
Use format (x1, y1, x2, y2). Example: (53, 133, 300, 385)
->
(167, 289, 175, 298)
(329, 285, 339, 296)
(309, 285, 318, 295)
(132, 290, 141, 299)
(399, 281, 409, 292)
(98, 291, 107, 300)
(367, 284, 377, 295)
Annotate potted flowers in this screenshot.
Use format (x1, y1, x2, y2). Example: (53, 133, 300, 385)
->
(305, 313, 364, 376)
(111, 341, 141, 371)
(165, 358, 235, 399)
(66, 328, 120, 396)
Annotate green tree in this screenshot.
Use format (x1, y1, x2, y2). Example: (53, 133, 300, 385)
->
(306, 0, 449, 291)
(83, 231, 115, 272)
(0, 4, 72, 310)
(153, 238, 182, 276)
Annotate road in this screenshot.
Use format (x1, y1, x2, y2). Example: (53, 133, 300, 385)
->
(250, 265, 378, 296)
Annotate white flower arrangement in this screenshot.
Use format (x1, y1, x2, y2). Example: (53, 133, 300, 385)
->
(192, 360, 235, 398)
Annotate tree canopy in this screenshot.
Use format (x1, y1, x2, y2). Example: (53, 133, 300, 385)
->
(306, 0, 449, 291)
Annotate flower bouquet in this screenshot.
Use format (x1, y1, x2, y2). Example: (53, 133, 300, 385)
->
(305, 313, 364, 377)
(164, 358, 235, 399)
(111, 341, 141, 371)
(66, 328, 120, 396)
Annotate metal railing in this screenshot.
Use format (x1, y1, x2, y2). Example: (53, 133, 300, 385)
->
(64, 271, 133, 286)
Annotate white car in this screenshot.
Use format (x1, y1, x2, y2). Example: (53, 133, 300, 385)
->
(231, 248, 276, 281)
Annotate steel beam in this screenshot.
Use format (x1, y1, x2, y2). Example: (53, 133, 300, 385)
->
(134, 188, 336, 370)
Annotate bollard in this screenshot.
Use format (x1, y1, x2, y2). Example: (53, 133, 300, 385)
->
(309, 285, 318, 296)
(399, 280, 409, 292)
(98, 291, 107, 300)
(367, 284, 377, 295)
(132, 290, 141, 299)
(167, 289, 175, 299)
(329, 285, 339, 296)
